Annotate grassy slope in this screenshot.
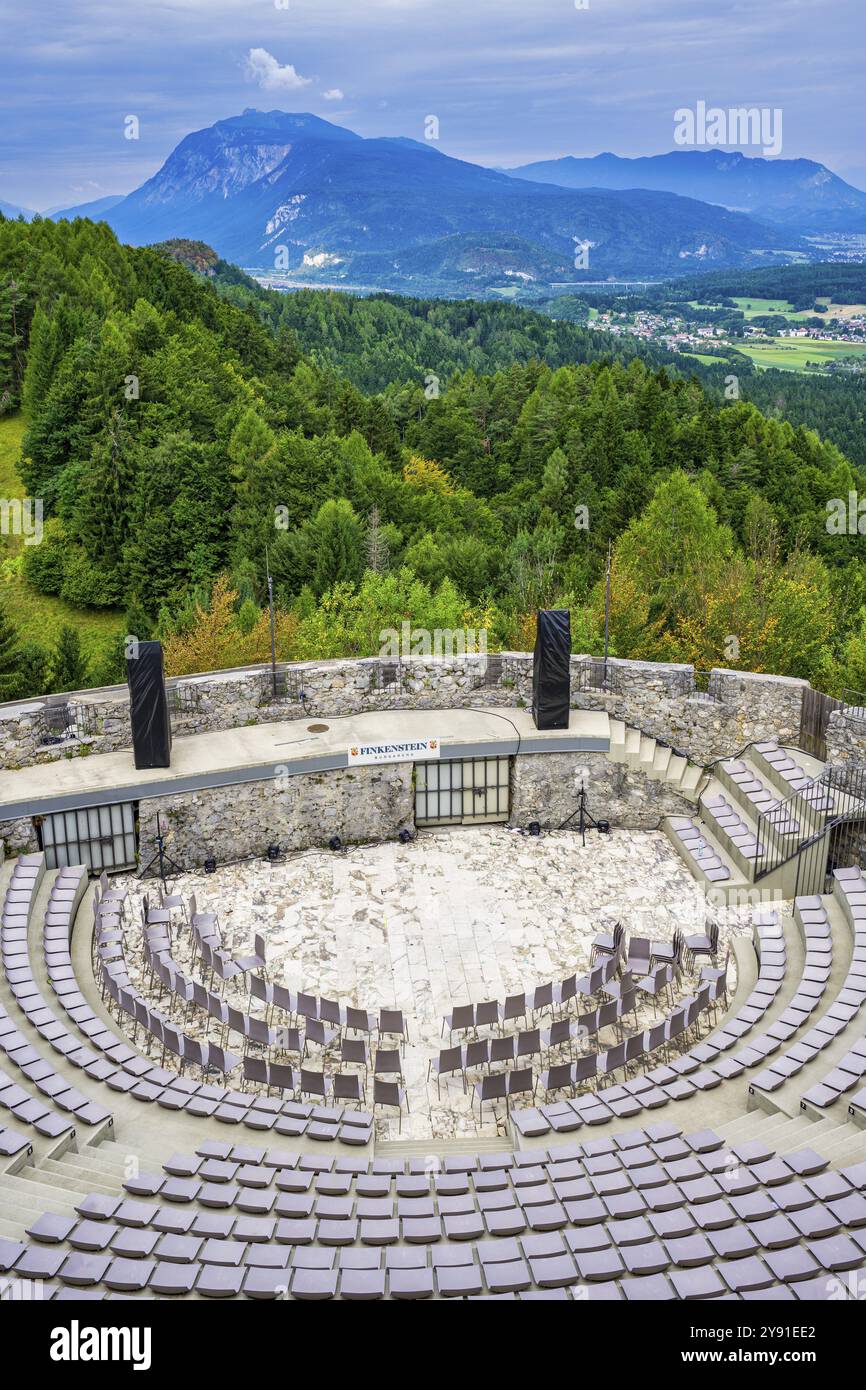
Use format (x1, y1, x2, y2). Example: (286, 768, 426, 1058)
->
(0, 413, 123, 663)
(737, 339, 866, 373)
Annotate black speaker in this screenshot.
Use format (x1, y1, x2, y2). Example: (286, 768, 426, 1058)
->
(127, 640, 172, 769)
(531, 609, 571, 730)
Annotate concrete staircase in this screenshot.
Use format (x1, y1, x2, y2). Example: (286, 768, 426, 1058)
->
(606, 719, 703, 797)
(661, 740, 860, 902)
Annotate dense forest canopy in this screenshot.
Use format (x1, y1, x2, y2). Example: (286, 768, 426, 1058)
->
(2, 214, 866, 699)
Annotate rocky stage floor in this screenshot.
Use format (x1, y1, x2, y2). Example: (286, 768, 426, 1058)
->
(115, 826, 769, 1142)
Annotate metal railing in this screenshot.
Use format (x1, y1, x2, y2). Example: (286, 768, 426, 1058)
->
(839, 689, 866, 725)
(751, 761, 866, 882)
(38, 699, 98, 744)
(668, 668, 725, 703)
(165, 682, 203, 717)
(260, 668, 306, 704)
(573, 658, 622, 695)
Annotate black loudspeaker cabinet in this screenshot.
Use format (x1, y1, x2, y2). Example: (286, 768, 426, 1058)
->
(531, 609, 571, 730)
(126, 640, 172, 769)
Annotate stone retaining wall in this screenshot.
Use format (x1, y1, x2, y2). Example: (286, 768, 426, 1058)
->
(136, 762, 415, 872)
(135, 751, 696, 874)
(511, 751, 696, 831)
(0, 655, 810, 772)
(825, 707, 866, 766)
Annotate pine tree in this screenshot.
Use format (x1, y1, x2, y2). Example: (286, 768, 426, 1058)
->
(366, 506, 390, 574)
(51, 625, 89, 693)
(312, 499, 365, 595)
(0, 603, 22, 699)
(12, 641, 51, 699)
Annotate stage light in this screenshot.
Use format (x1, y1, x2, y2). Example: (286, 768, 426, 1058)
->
(203, 855, 217, 874)
(266, 844, 282, 862)
(328, 835, 343, 852)
(597, 820, 611, 835)
(528, 821, 541, 836)
(398, 828, 414, 844)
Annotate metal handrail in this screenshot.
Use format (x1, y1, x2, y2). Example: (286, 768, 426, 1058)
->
(752, 762, 866, 881)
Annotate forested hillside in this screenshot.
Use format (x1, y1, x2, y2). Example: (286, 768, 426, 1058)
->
(217, 270, 866, 470)
(2, 215, 866, 699)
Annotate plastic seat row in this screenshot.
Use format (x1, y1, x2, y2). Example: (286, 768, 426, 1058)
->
(510, 913, 783, 1140)
(719, 760, 802, 834)
(750, 892, 859, 1100)
(2, 1121, 866, 1299)
(1, 861, 112, 1137)
(795, 870, 866, 1111)
(43, 871, 375, 1146)
(667, 818, 731, 883)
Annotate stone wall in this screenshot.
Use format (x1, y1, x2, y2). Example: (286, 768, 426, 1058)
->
(511, 751, 696, 832)
(0, 653, 810, 773)
(137, 751, 693, 873)
(570, 664, 807, 766)
(825, 707, 866, 766)
(0, 816, 39, 855)
(137, 762, 415, 872)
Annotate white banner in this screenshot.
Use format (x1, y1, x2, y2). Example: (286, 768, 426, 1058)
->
(347, 738, 440, 766)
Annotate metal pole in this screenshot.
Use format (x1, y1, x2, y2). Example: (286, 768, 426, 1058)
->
(603, 541, 612, 685)
(266, 546, 277, 700)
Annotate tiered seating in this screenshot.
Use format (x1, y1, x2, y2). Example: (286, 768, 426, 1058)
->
(750, 895, 841, 1097)
(666, 818, 731, 882)
(10, 858, 375, 1148)
(752, 743, 833, 811)
(2, 1123, 865, 1299)
(750, 895, 856, 1100)
(1, 858, 112, 1140)
(796, 869, 866, 1112)
(718, 760, 801, 833)
(699, 795, 764, 857)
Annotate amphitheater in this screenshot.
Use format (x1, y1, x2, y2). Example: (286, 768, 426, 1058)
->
(1, 650, 866, 1302)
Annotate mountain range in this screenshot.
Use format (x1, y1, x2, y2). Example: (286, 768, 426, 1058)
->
(8, 111, 866, 294)
(0, 198, 35, 221)
(509, 149, 866, 234)
(52, 111, 812, 292)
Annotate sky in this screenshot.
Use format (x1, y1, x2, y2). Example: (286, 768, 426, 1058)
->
(3, 0, 865, 210)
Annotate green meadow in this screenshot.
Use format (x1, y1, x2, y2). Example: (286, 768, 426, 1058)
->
(0, 413, 123, 664)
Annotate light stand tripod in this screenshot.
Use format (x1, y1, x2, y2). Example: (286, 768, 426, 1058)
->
(140, 811, 183, 887)
(559, 781, 602, 847)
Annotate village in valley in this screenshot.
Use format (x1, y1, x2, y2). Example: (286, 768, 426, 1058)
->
(583, 295, 866, 374)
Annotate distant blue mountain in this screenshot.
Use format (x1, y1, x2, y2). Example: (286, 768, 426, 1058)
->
(0, 198, 35, 221)
(50, 194, 126, 221)
(88, 110, 807, 290)
(508, 150, 866, 233)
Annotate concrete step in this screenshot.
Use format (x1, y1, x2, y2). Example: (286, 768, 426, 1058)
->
(36, 1158, 120, 1196)
(714, 1110, 787, 1141)
(637, 734, 656, 770)
(6, 1164, 92, 1199)
(666, 754, 687, 785)
(679, 764, 703, 796)
(815, 1126, 866, 1165)
(378, 1134, 513, 1159)
(622, 728, 642, 769)
(649, 744, 672, 781)
(607, 719, 626, 759)
(63, 1144, 131, 1178)
(735, 1112, 829, 1149)
(0, 1174, 78, 1219)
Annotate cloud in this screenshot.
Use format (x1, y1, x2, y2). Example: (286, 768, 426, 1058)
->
(243, 48, 312, 92)
(322, 88, 344, 101)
